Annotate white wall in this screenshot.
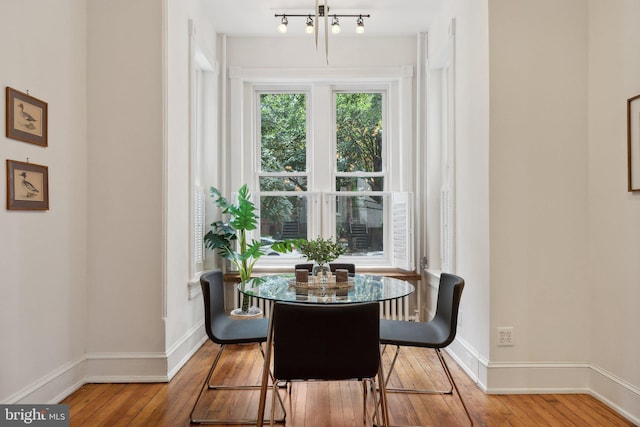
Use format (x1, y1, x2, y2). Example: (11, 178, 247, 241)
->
(429, 0, 639, 422)
(164, 0, 218, 375)
(587, 0, 640, 419)
(86, 0, 166, 378)
(226, 36, 417, 69)
(489, 0, 590, 363)
(0, 0, 88, 402)
(86, 0, 217, 381)
(427, 0, 492, 381)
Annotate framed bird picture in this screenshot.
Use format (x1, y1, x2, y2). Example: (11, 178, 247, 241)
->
(5, 87, 48, 147)
(628, 94, 640, 191)
(6, 159, 49, 210)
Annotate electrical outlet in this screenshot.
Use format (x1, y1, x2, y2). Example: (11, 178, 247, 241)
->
(497, 326, 514, 347)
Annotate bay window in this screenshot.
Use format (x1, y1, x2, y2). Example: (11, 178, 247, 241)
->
(227, 67, 414, 270)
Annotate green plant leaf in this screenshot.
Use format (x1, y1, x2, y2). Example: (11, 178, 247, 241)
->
(229, 184, 258, 231)
(271, 239, 301, 253)
(296, 236, 345, 265)
(204, 185, 301, 313)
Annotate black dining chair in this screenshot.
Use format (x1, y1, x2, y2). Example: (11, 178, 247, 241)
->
(257, 301, 390, 426)
(379, 273, 473, 425)
(294, 263, 314, 272)
(190, 270, 285, 424)
(329, 262, 356, 276)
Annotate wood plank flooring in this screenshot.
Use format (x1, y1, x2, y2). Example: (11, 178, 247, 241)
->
(61, 341, 634, 426)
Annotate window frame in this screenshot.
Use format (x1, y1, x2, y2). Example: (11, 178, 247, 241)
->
(226, 66, 415, 271)
(331, 88, 390, 263)
(253, 85, 395, 267)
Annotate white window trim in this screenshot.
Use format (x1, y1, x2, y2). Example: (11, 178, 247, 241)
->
(187, 21, 217, 298)
(227, 66, 415, 270)
(425, 20, 456, 274)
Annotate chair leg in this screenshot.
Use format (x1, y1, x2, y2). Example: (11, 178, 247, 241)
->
(435, 348, 473, 426)
(362, 380, 367, 424)
(370, 379, 380, 426)
(383, 345, 453, 394)
(370, 373, 390, 426)
(376, 347, 472, 426)
(270, 378, 277, 427)
(377, 359, 390, 427)
(190, 343, 286, 425)
(258, 314, 275, 427)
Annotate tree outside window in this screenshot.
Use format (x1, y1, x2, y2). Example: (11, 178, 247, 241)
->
(257, 90, 386, 257)
(335, 92, 385, 255)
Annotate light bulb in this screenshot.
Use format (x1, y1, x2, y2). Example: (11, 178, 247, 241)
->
(305, 16, 314, 34)
(331, 16, 341, 34)
(356, 16, 365, 34)
(278, 16, 288, 34)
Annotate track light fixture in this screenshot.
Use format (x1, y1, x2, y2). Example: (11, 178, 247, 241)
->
(275, 3, 370, 63)
(275, 5, 369, 35)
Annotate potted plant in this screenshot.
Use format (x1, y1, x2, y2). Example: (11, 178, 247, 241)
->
(296, 236, 346, 281)
(204, 184, 295, 316)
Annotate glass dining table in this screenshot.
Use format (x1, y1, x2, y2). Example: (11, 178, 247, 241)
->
(244, 273, 415, 426)
(239, 273, 415, 305)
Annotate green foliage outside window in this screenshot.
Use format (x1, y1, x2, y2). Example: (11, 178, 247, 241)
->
(260, 93, 307, 173)
(259, 91, 384, 251)
(336, 92, 383, 192)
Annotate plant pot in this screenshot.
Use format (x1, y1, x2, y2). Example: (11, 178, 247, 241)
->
(229, 306, 263, 320)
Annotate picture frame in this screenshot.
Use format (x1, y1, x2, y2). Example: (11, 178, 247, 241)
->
(5, 87, 48, 147)
(627, 94, 640, 192)
(6, 159, 49, 210)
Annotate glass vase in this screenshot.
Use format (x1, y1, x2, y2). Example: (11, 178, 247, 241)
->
(312, 263, 331, 283)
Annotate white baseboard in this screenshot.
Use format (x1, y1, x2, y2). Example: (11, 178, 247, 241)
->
(4, 325, 208, 405)
(448, 341, 640, 425)
(84, 352, 170, 383)
(5, 357, 86, 404)
(589, 364, 640, 425)
(166, 322, 207, 380)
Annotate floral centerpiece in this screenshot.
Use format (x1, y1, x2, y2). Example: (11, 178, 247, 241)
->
(296, 236, 346, 280)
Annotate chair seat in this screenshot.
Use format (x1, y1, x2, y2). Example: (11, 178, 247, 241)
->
(191, 271, 285, 424)
(210, 316, 270, 344)
(380, 318, 451, 349)
(377, 273, 473, 425)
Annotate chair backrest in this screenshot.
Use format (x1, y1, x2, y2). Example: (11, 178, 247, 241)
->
(271, 302, 380, 381)
(294, 263, 314, 272)
(200, 271, 229, 343)
(433, 273, 465, 347)
(329, 263, 356, 275)
(200, 271, 269, 346)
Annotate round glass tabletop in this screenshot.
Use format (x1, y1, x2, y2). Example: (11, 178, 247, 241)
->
(239, 274, 415, 304)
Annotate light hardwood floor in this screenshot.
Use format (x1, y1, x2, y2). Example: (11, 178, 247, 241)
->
(62, 341, 634, 426)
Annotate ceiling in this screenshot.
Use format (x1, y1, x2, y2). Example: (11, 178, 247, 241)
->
(204, 0, 443, 37)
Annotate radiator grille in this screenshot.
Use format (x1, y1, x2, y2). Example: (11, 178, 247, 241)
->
(379, 297, 412, 320)
(233, 292, 274, 315)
